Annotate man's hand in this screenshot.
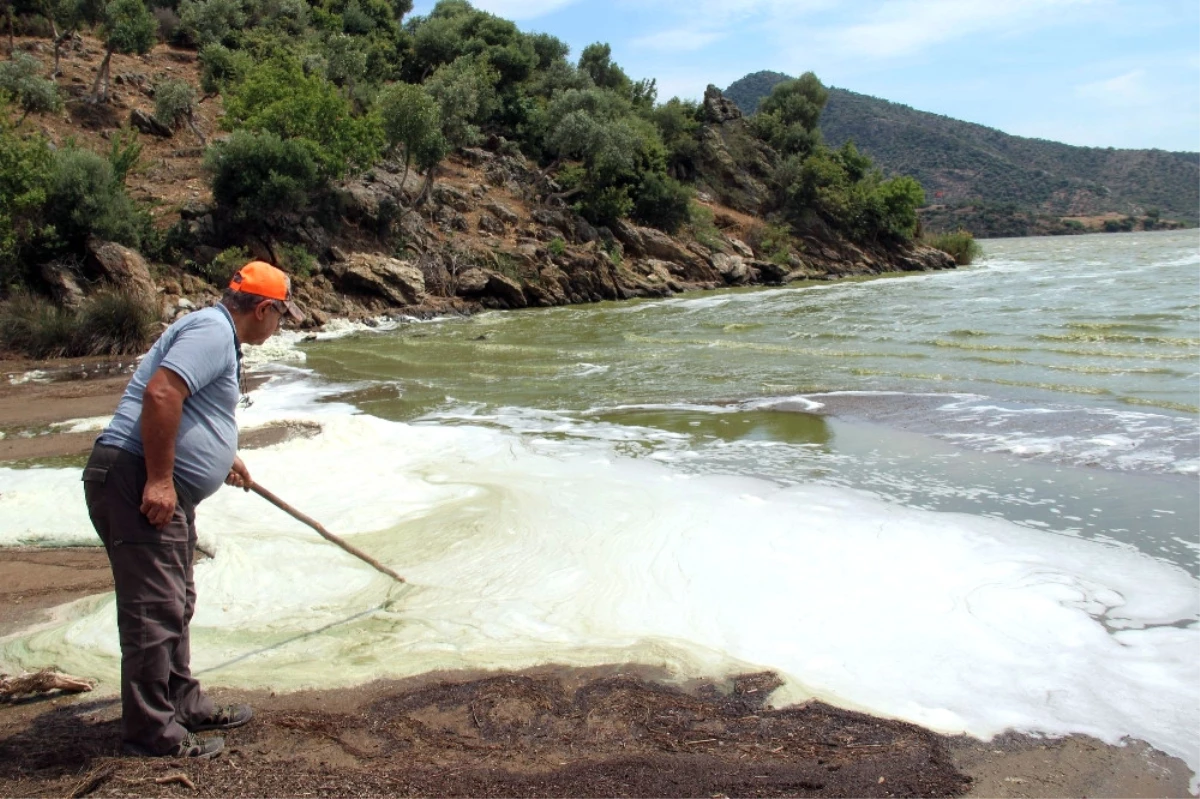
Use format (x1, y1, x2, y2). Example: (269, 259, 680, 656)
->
(225, 455, 252, 491)
(141, 478, 177, 529)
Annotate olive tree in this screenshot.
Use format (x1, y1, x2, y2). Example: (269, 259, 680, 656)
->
(91, 0, 155, 103)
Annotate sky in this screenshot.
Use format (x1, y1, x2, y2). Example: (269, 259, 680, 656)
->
(410, 0, 1200, 152)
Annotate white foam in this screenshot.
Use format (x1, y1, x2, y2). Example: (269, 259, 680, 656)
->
(52, 416, 113, 434)
(1, 401, 1196, 783)
(6, 369, 48, 385)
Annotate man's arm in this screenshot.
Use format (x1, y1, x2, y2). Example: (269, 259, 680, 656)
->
(140, 366, 190, 529)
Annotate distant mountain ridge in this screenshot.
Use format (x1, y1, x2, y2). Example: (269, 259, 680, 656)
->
(726, 71, 1199, 237)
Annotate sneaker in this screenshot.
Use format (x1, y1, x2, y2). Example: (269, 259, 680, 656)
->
(188, 703, 254, 732)
(124, 732, 224, 759)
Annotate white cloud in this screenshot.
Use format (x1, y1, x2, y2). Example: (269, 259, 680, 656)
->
(468, 0, 580, 20)
(1075, 70, 1151, 104)
(632, 27, 723, 52)
(821, 0, 1069, 58)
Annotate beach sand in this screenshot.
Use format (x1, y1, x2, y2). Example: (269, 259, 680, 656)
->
(1, 359, 1194, 798)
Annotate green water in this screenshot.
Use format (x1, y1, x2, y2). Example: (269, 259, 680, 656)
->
(295, 229, 1199, 569)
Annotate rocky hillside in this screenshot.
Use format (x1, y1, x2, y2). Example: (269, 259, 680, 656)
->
(726, 71, 1199, 237)
(10, 36, 954, 332)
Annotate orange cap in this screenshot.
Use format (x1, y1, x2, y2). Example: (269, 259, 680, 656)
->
(229, 261, 304, 322)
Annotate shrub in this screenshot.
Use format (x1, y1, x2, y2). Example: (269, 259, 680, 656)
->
(177, 0, 245, 47)
(204, 130, 322, 224)
(0, 289, 157, 357)
(0, 52, 62, 122)
(72, 289, 158, 355)
(0, 115, 54, 290)
(746, 222, 792, 265)
(632, 172, 691, 234)
(0, 292, 76, 357)
(45, 146, 146, 250)
(277, 242, 316, 278)
(924, 228, 981, 265)
(685, 202, 723, 251)
(154, 79, 196, 130)
(196, 245, 249, 284)
(199, 43, 252, 95)
(547, 236, 566, 256)
(221, 57, 384, 179)
(107, 126, 143, 185)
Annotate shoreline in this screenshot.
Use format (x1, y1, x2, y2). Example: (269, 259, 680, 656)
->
(1, 359, 1197, 798)
(0, 546, 1193, 798)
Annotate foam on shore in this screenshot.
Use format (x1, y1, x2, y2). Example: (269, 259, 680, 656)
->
(1, 390, 1196, 785)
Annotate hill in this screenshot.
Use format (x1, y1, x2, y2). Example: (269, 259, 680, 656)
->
(726, 71, 1199, 237)
(2, 19, 955, 359)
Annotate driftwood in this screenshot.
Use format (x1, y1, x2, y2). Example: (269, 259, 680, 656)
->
(0, 669, 95, 699)
(68, 764, 115, 799)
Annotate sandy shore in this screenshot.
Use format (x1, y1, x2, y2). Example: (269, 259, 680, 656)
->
(1, 358, 1194, 798)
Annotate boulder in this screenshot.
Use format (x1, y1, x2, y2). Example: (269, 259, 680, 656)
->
(749, 259, 789, 284)
(87, 240, 159, 306)
(329, 253, 426, 306)
(610, 219, 645, 257)
(728, 237, 754, 259)
(485, 202, 519, 227)
(432, 184, 471, 212)
(130, 108, 172, 137)
(40, 261, 87, 308)
(452, 268, 488, 296)
(485, 272, 527, 309)
(710, 252, 751, 285)
(478, 213, 506, 235)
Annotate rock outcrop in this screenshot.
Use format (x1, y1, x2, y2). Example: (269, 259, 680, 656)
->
(87, 240, 161, 309)
(326, 253, 426, 307)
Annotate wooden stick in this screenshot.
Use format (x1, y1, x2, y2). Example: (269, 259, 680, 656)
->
(249, 482, 406, 584)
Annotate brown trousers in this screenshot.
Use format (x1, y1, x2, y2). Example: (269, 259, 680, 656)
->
(82, 443, 214, 754)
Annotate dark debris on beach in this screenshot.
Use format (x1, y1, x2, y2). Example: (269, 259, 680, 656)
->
(0, 669, 969, 797)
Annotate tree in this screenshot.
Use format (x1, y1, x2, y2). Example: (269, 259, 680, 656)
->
(91, 0, 155, 103)
(578, 42, 630, 95)
(322, 32, 368, 95)
(423, 54, 496, 150)
(650, 97, 701, 179)
(40, 0, 105, 76)
(221, 56, 384, 179)
(176, 0, 245, 47)
(751, 72, 828, 158)
(377, 80, 445, 191)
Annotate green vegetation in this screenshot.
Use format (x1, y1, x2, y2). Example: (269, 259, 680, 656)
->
(0, 289, 157, 357)
(0, 52, 62, 122)
(2, 0, 946, 341)
(924, 229, 981, 265)
(92, 0, 156, 102)
(154, 79, 203, 141)
(194, 244, 250, 283)
(746, 222, 793, 265)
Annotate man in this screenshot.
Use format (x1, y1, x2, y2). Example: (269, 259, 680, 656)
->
(82, 261, 303, 759)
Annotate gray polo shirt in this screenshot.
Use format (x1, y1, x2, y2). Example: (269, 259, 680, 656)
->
(98, 304, 240, 503)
